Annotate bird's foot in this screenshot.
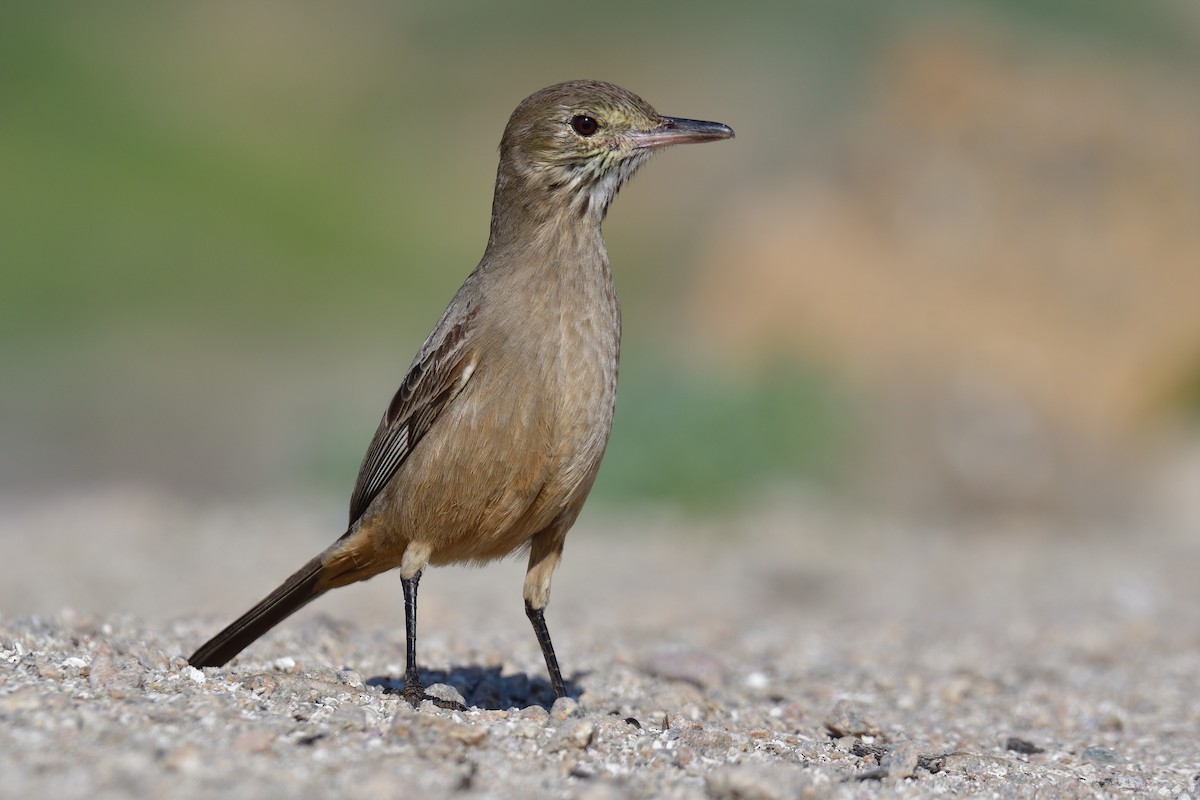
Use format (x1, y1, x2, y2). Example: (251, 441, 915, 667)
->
(393, 676, 467, 711)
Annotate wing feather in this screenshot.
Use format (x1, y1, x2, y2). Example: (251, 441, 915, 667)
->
(347, 306, 479, 523)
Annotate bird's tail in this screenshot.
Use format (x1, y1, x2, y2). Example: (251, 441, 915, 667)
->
(188, 554, 328, 668)
(188, 526, 393, 668)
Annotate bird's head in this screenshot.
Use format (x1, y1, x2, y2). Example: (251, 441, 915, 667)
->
(492, 80, 734, 234)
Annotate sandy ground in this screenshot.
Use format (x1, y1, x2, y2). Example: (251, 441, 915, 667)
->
(2, 488, 1199, 798)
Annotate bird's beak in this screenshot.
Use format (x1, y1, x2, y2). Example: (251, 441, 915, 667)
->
(630, 116, 735, 150)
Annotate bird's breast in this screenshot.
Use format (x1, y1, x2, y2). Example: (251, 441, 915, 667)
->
(496, 248, 621, 496)
(385, 250, 621, 564)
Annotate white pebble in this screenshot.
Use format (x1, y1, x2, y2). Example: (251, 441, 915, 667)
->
(745, 671, 769, 690)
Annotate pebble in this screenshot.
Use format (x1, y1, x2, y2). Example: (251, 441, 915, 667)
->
(0, 500, 1196, 798)
(744, 671, 769, 690)
(424, 682, 467, 707)
(549, 696, 579, 720)
(824, 699, 881, 737)
(1005, 736, 1045, 755)
(1081, 745, 1120, 764)
(883, 740, 923, 778)
(674, 721, 734, 753)
(338, 669, 364, 687)
(516, 705, 549, 721)
(547, 719, 595, 752)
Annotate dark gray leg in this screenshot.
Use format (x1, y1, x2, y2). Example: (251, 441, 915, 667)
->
(399, 570, 464, 710)
(526, 600, 566, 699)
(401, 571, 423, 703)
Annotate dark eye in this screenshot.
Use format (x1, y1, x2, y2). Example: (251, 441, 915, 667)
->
(570, 115, 600, 137)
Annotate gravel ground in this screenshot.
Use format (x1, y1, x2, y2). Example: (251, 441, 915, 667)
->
(2, 489, 1199, 798)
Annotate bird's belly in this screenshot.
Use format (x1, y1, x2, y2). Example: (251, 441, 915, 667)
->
(377, 333, 617, 565)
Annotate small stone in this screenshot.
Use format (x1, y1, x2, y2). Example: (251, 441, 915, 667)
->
(550, 696, 578, 720)
(1081, 746, 1120, 764)
(272, 657, 298, 673)
(245, 675, 279, 695)
(883, 741, 923, 779)
(676, 722, 734, 753)
(1114, 774, 1148, 791)
(850, 739, 888, 763)
(744, 671, 769, 690)
(1005, 736, 1045, 755)
(548, 719, 595, 751)
(824, 699, 880, 738)
(425, 683, 467, 708)
(516, 705, 549, 721)
(182, 665, 206, 684)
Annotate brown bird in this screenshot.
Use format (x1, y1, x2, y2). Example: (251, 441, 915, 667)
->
(188, 80, 733, 705)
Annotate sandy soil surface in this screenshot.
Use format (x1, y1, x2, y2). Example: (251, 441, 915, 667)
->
(2, 489, 1199, 798)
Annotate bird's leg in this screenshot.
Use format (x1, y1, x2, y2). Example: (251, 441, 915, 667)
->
(401, 570, 423, 703)
(525, 600, 566, 700)
(524, 528, 569, 700)
(398, 570, 465, 710)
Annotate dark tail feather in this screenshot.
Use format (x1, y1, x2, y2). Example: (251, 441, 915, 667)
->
(189, 555, 327, 668)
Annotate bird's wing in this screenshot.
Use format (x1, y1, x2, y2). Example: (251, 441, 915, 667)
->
(347, 305, 480, 524)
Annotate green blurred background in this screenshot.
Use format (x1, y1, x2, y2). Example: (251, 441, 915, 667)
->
(3, 1, 1199, 518)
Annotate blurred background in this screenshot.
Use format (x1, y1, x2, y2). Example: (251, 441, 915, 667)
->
(3, 0, 1200, 544)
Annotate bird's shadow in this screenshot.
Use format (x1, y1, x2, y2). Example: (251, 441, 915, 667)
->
(367, 665, 584, 710)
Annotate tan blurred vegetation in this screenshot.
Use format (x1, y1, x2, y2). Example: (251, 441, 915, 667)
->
(694, 28, 1200, 440)
(688, 22, 1200, 510)
(2, 1, 1198, 517)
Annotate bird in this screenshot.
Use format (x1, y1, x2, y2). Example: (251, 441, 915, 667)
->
(188, 79, 734, 706)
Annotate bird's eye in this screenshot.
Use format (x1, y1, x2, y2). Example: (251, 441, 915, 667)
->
(570, 115, 600, 137)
